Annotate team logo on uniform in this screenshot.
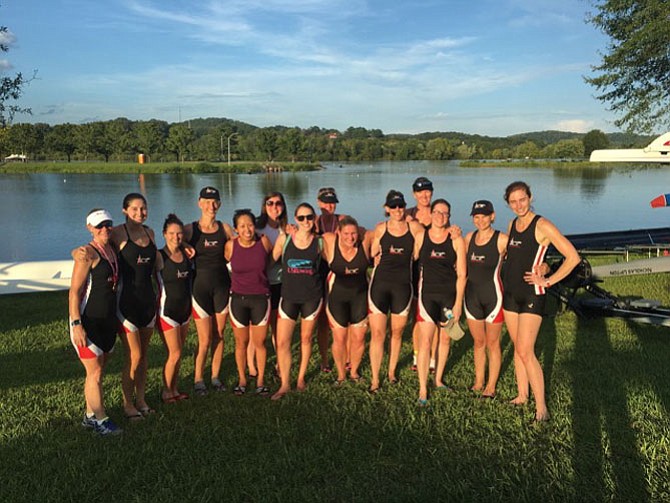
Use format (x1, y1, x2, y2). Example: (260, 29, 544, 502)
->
(430, 250, 446, 259)
(470, 252, 485, 263)
(509, 238, 522, 248)
(287, 258, 314, 275)
(177, 270, 190, 279)
(204, 239, 219, 248)
(528, 303, 534, 309)
(345, 267, 359, 275)
(137, 256, 152, 265)
(389, 245, 404, 255)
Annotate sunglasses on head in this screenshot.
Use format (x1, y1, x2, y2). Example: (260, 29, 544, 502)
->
(387, 204, 406, 210)
(266, 200, 283, 207)
(296, 214, 315, 222)
(95, 220, 113, 229)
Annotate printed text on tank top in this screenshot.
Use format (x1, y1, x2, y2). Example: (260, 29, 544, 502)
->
(163, 248, 190, 279)
(90, 241, 118, 289)
(122, 224, 155, 265)
(470, 230, 496, 263)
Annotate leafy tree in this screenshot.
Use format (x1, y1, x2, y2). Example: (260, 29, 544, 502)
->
(585, 1, 670, 132)
(514, 140, 540, 159)
(166, 123, 195, 162)
(425, 138, 454, 160)
(134, 119, 168, 161)
(280, 127, 304, 162)
(6, 123, 38, 156)
(74, 123, 101, 161)
(105, 118, 134, 161)
(257, 129, 278, 161)
(45, 123, 77, 161)
(543, 138, 585, 159)
(582, 129, 610, 156)
(0, 23, 33, 126)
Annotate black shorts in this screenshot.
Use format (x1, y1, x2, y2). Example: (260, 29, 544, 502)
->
(70, 314, 117, 359)
(368, 275, 412, 316)
(229, 293, 271, 327)
(503, 290, 546, 316)
(269, 283, 281, 310)
(278, 297, 322, 322)
(327, 286, 368, 328)
(465, 282, 504, 323)
(416, 290, 455, 325)
(118, 283, 156, 333)
(192, 269, 230, 318)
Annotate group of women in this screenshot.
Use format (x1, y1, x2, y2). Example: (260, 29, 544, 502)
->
(68, 179, 579, 435)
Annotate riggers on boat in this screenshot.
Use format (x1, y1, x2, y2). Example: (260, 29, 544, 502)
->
(547, 257, 670, 328)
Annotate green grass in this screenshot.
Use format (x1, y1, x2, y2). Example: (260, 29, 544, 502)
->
(1, 270, 669, 501)
(0, 160, 321, 174)
(460, 160, 620, 168)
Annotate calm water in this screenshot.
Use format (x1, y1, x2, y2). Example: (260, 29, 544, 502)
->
(1, 161, 669, 262)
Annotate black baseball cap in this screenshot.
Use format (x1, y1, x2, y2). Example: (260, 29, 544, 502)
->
(385, 190, 406, 207)
(470, 200, 494, 216)
(199, 186, 220, 200)
(317, 187, 339, 203)
(412, 177, 433, 192)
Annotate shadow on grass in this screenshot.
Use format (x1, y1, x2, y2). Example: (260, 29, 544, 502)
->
(569, 316, 650, 501)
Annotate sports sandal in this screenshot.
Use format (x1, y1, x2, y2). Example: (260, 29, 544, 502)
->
(255, 386, 270, 396)
(233, 385, 246, 396)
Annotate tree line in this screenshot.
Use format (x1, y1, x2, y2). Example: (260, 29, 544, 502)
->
(0, 117, 657, 164)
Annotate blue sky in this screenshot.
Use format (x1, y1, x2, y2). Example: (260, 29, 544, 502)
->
(3, 0, 615, 136)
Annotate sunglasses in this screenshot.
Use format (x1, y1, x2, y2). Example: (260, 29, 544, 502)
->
(95, 220, 113, 229)
(266, 200, 283, 207)
(296, 214, 315, 222)
(387, 204, 406, 210)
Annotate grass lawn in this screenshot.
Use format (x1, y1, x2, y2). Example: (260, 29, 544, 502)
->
(0, 271, 669, 501)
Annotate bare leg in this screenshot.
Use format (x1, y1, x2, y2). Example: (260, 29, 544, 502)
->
(483, 322, 503, 397)
(467, 318, 487, 391)
(516, 313, 548, 420)
(161, 326, 183, 399)
(411, 322, 420, 368)
(210, 312, 228, 381)
(503, 310, 529, 405)
(272, 317, 295, 400)
(297, 318, 318, 390)
(434, 328, 451, 388)
(134, 327, 153, 411)
(331, 325, 348, 382)
(417, 321, 435, 401)
(348, 324, 367, 379)
(250, 324, 269, 388)
(81, 355, 107, 419)
(387, 314, 408, 382)
(119, 330, 142, 416)
(193, 316, 213, 385)
(232, 326, 250, 389)
(368, 312, 387, 391)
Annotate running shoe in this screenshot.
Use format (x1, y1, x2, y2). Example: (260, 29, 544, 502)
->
(81, 414, 96, 429)
(94, 418, 122, 436)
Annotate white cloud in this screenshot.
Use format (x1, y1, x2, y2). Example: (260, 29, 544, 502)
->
(554, 119, 593, 133)
(0, 59, 12, 70)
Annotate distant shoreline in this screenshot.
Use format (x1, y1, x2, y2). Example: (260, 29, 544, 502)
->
(0, 160, 322, 174)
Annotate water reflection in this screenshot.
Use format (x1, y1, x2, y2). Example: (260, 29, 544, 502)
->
(1, 162, 669, 261)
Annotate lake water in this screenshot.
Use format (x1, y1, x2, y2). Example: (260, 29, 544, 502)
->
(1, 161, 669, 262)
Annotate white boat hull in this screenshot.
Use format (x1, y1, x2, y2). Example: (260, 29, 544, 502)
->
(0, 260, 74, 295)
(591, 256, 670, 278)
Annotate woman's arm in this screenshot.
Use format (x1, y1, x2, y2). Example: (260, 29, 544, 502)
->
(452, 236, 468, 321)
(68, 246, 94, 347)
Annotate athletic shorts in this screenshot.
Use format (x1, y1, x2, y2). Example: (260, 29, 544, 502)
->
(327, 287, 368, 329)
(416, 290, 455, 325)
(191, 269, 230, 319)
(503, 290, 546, 316)
(229, 293, 271, 328)
(368, 274, 412, 316)
(278, 297, 322, 322)
(117, 283, 156, 333)
(464, 282, 504, 323)
(70, 315, 117, 359)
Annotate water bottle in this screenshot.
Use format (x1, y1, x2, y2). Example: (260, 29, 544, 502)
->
(442, 308, 454, 327)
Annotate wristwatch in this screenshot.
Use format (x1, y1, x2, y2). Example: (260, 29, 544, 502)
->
(70, 319, 82, 327)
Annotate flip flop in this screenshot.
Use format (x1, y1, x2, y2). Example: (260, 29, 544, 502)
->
(125, 411, 144, 422)
(138, 406, 155, 417)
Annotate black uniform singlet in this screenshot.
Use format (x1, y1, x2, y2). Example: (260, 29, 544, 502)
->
(189, 221, 230, 318)
(406, 206, 431, 298)
(157, 249, 192, 330)
(502, 215, 548, 315)
(464, 230, 504, 323)
(279, 235, 323, 321)
(70, 249, 118, 358)
(117, 224, 157, 332)
(326, 236, 370, 328)
(417, 232, 456, 325)
(368, 223, 414, 316)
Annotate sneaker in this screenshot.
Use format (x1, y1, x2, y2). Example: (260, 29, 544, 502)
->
(81, 414, 96, 429)
(94, 418, 122, 436)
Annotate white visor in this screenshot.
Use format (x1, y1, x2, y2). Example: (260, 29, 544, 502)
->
(86, 209, 113, 227)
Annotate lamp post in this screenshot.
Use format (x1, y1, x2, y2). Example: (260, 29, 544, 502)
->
(227, 132, 238, 166)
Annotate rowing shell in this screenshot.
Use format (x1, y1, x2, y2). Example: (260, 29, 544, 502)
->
(591, 256, 670, 278)
(650, 193, 670, 208)
(0, 260, 74, 295)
